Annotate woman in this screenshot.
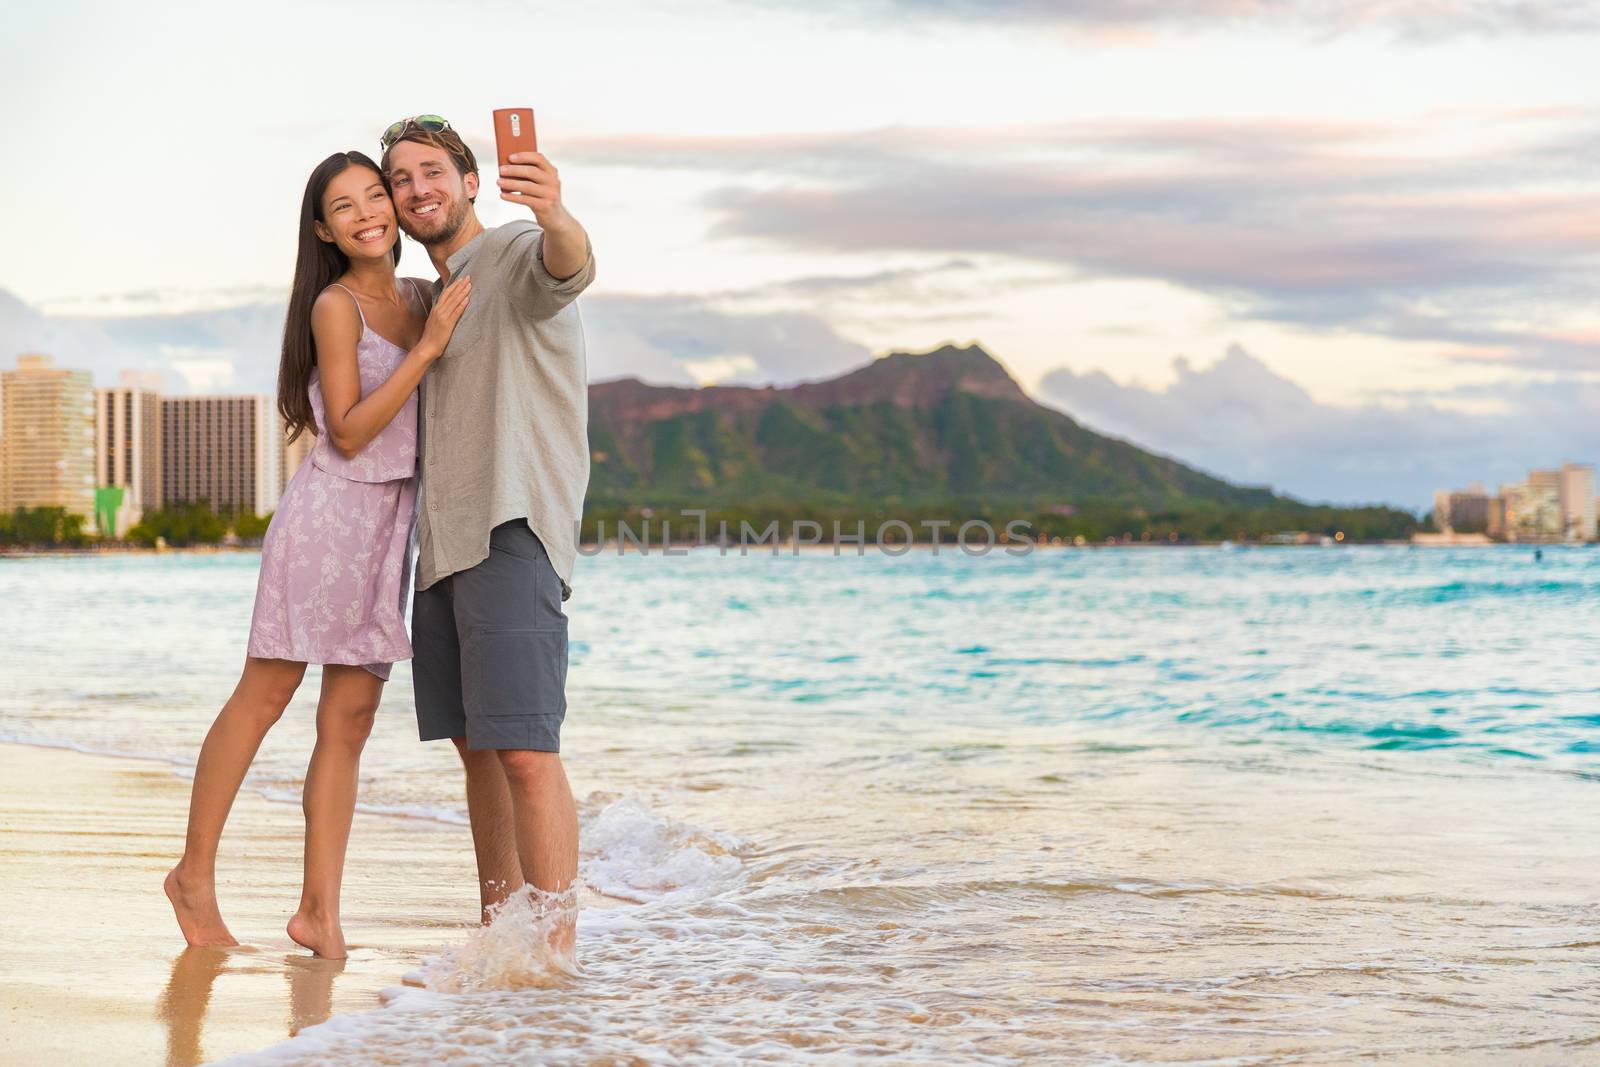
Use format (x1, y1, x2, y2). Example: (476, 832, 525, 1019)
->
(164, 150, 470, 958)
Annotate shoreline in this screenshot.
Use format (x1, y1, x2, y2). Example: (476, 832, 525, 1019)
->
(1, 733, 474, 830)
(0, 741, 483, 1067)
(10, 720, 1598, 1063)
(6, 539, 1571, 559)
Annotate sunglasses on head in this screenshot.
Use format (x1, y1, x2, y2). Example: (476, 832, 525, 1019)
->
(381, 115, 452, 151)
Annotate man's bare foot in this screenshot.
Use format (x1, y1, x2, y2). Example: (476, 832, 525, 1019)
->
(287, 908, 347, 959)
(550, 917, 577, 961)
(165, 865, 238, 947)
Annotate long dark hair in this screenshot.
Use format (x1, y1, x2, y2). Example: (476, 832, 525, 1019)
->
(277, 151, 400, 443)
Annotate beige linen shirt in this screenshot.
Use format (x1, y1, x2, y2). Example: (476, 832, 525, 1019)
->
(417, 219, 596, 599)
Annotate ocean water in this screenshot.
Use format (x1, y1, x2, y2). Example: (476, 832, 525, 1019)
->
(3, 544, 1599, 1063)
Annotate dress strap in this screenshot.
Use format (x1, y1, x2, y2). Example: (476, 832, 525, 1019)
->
(328, 282, 369, 331)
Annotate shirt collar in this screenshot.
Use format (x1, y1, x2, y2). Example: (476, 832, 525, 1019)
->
(441, 227, 490, 287)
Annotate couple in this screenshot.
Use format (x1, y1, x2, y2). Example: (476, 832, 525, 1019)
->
(163, 114, 596, 960)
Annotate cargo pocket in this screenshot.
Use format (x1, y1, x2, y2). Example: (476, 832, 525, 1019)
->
(464, 624, 569, 720)
(488, 524, 566, 627)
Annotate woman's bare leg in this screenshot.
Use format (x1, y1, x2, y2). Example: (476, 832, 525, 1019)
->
(166, 656, 306, 946)
(287, 665, 381, 958)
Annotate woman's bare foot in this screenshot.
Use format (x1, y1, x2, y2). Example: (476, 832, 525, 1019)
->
(287, 908, 347, 959)
(164, 865, 239, 947)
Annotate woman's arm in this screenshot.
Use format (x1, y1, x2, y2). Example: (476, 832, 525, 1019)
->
(312, 278, 471, 458)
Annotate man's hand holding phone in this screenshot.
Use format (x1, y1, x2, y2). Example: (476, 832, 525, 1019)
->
(497, 151, 572, 230)
(493, 105, 588, 279)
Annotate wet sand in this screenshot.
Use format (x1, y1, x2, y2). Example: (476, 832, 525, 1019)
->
(0, 742, 481, 1067)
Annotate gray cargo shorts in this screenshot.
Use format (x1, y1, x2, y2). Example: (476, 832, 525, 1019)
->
(412, 519, 569, 752)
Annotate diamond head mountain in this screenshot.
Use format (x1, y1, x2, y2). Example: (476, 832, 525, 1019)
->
(588, 343, 1267, 506)
(582, 344, 1415, 542)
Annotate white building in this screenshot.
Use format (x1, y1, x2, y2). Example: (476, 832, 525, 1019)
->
(0, 354, 95, 518)
(1557, 462, 1596, 542)
(1505, 473, 1563, 543)
(94, 372, 164, 536)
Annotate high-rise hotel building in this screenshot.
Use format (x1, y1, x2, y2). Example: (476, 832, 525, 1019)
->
(1432, 484, 1490, 533)
(1557, 462, 1597, 542)
(94, 371, 164, 536)
(161, 394, 282, 515)
(0, 354, 96, 516)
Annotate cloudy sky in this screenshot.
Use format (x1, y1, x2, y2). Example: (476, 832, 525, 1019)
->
(5, 0, 1599, 507)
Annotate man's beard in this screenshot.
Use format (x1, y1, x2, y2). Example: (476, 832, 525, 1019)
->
(402, 195, 472, 248)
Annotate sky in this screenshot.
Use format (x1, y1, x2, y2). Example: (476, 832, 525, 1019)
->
(4, 0, 1599, 508)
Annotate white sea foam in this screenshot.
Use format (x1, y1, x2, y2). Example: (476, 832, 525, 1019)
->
(0, 730, 194, 770)
(219, 795, 753, 1066)
(417, 883, 581, 993)
(259, 786, 472, 827)
(578, 791, 745, 902)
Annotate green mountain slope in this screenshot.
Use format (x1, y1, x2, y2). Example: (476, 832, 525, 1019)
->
(587, 343, 1278, 509)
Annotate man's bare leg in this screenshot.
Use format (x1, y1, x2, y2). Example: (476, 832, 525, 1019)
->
(496, 749, 580, 956)
(288, 665, 381, 958)
(453, 737, 525, 923)
(167, 657, 306, 946)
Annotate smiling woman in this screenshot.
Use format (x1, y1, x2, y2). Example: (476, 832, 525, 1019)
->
(160, 150, 472, 965)
(277, 152, 403, 443)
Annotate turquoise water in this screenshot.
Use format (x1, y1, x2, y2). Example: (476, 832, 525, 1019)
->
(6, 544, 1593, 768)
(3, 545, 1598, 1062)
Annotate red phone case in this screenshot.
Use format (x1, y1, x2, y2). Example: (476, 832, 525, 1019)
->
(493, 108, 538, 167)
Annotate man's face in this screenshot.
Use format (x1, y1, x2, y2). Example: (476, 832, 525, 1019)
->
(386, 140, 478, 247)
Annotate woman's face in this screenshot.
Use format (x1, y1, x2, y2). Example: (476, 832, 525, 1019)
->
(314, 166, 397, 261)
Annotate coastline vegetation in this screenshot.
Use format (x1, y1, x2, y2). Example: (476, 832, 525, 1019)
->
(0, 501, 272, 550)
(580, 496, 1419, 546)
(3, 496, 1417, 551)
(0, 507, 89, 547)
(126, 501, 272, 547)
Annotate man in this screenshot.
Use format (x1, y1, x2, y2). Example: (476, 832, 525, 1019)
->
(381, 114, 595, 957)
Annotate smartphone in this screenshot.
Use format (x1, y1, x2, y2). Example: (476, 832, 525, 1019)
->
(493, 108, 538, 167)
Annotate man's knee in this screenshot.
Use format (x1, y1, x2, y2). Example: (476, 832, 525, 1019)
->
(497, 748, 558, 786)
(453, 738, 505, 778)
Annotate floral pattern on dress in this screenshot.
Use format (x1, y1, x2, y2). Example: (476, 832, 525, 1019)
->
(246, 283, 423, 680)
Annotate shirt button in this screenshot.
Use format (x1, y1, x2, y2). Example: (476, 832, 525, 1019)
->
(429, 502, 437, 510)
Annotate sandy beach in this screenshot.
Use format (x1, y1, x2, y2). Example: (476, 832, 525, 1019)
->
(0, 742, 484, 1067)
